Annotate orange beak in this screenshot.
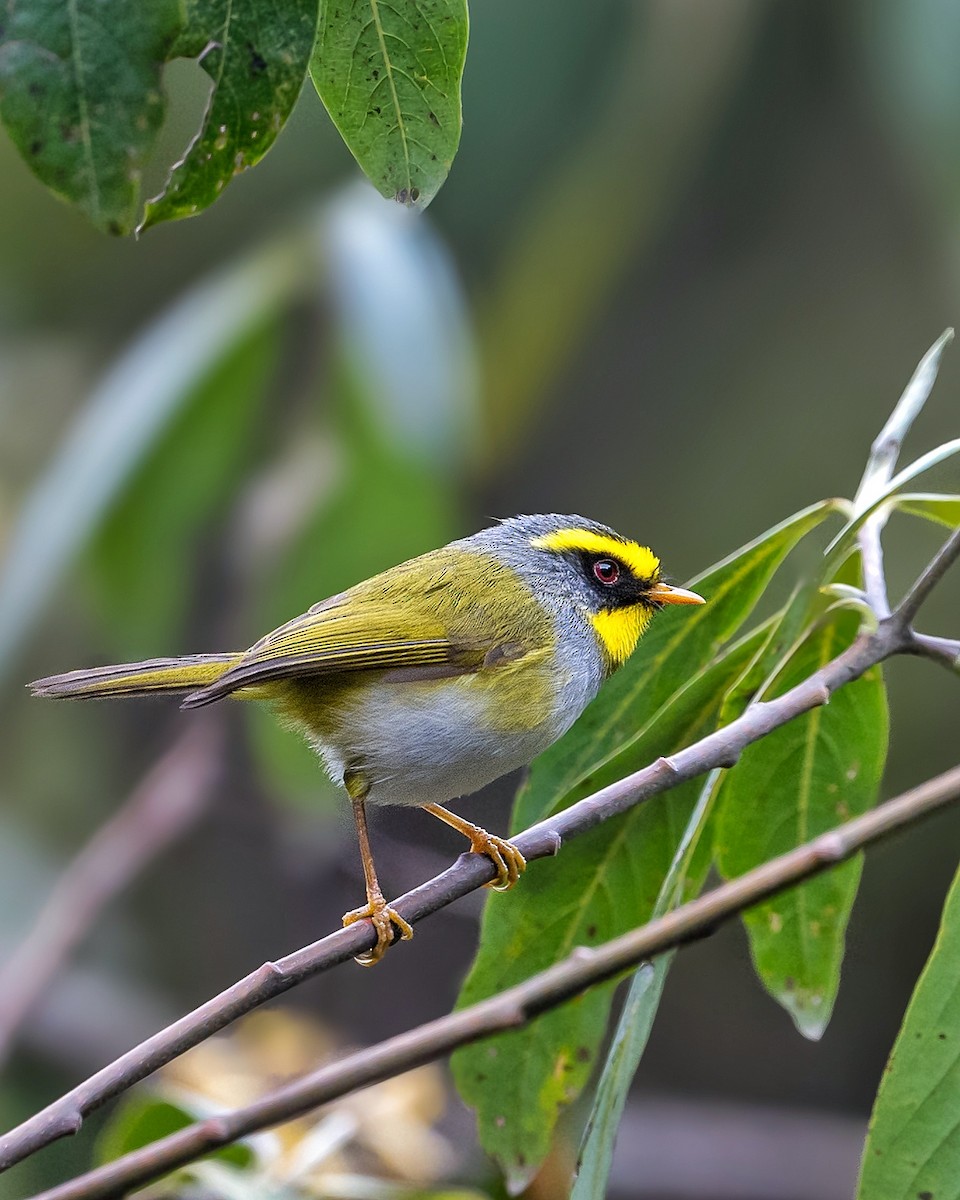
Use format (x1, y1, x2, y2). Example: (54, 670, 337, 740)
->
(648, 582, 706, 606)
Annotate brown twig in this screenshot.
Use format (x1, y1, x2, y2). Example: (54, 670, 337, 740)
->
(29, 764, 960, 1200)
(0, 717, 223, 1072)
(0, 496, 957, 1180)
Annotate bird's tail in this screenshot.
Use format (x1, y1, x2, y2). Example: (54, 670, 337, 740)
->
(28, 654, 241, 701)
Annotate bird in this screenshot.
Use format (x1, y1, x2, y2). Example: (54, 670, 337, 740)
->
(30, 514, 704, 964)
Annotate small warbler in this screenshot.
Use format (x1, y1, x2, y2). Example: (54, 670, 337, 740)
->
(31, 514, 704, 964)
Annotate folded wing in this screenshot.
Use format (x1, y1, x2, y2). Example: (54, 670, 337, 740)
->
(180, 598, 482, 708)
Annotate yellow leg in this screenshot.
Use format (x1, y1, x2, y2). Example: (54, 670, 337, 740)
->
(341, 770, 413, 966)
(422, 804, 527, 891)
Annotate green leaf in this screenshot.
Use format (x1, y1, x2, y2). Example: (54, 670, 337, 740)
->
(86, 322, 277, 656)
(451, 624, 771, 1194)
(310, 0, 468, 207)
(513, 502, 837, 833)
(824, 438, 960, 562)
(452, 506, 836, 1190)
(572, 610, 800, 1200)
(0, 0, 181, 234)
(857, 862, 960, 1200)
(714, 608, 889, 1039)
(96, 1095, 253, 1170)
(141, 0, 320, 229)
(573, 765, 756, 1200)
(855, 330, 954, 511)
(571, 958, 671, 1200)
(141, 0, 319, 230)
(896, 492, 960, 529)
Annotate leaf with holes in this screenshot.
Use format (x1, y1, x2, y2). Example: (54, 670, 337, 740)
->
(310, 0, 468, 207)
(452, 622, 770, 1193)
(714, 607, 888, 1039)
(857, 862, 960, 1200)
(141, 0, 320, 229)
(0, 0, 181, 234)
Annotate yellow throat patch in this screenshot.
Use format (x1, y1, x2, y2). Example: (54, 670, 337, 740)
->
(589, 606, 652, 667)
(530, 527, 660, 669)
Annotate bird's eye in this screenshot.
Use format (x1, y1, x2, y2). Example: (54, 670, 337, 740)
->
(592, 558, 620, 586)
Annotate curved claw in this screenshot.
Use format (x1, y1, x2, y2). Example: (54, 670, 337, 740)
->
(470, 831, 527, 891)
(342, 898, 414, 966)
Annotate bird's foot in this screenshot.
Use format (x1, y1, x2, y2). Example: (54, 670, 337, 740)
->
(342, 894, 414, 966)
(469, 829, 527, 891)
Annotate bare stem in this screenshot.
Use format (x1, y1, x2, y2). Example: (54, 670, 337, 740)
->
(908, 632, 960, 673)
(29, 765, 960, 1200)
(0, 717, 222, 1072)
(857, 521, 890, 621)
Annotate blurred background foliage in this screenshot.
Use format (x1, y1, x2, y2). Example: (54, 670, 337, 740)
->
(1, 1, 960, 1196)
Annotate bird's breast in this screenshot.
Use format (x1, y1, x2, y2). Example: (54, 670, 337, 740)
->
(278, 635, 603, 807)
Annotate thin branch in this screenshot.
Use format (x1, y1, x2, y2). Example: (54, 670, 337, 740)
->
(0, 717, 223, 1072)
(0, 616, 912, 1173)
(908, 631, 960, 673)
(895, 527, 960, 627)
(30, 764, 960, 1200)
(2, 509, 958, 1178)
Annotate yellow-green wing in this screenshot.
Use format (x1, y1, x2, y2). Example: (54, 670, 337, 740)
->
(181, 542, 552, 708)
(180, 595, 481, 708)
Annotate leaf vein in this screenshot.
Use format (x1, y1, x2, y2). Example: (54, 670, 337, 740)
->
(65, 0, 99, 223)
(368, 0, 411, 191)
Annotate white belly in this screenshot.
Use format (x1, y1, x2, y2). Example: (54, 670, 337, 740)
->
(311, 673, 580, 807)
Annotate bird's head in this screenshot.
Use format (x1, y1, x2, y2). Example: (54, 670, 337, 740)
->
(483, 514, 705, 672)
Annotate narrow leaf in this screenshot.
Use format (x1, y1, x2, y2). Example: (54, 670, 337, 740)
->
(857, 863, 960, 1200)
(856, 330, 954, 508)
(310, 0, 468, 207)
(572, 958, 671, 1200)
(824, 438, 960, 560)
(452, 625, 769, 1193)
(573, 597, 802, 1200)
(0, 0, 181, 234)
(896, 492, 960, 529)
(141, 0, 320, 229)
(323, 185, 479, 467)
(714, 608, 889, 1038)
(86, 323, 277, 655)
(0, 232, 307, 684)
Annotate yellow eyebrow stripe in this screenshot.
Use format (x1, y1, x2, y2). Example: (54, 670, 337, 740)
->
(530, 528, 660, 580)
